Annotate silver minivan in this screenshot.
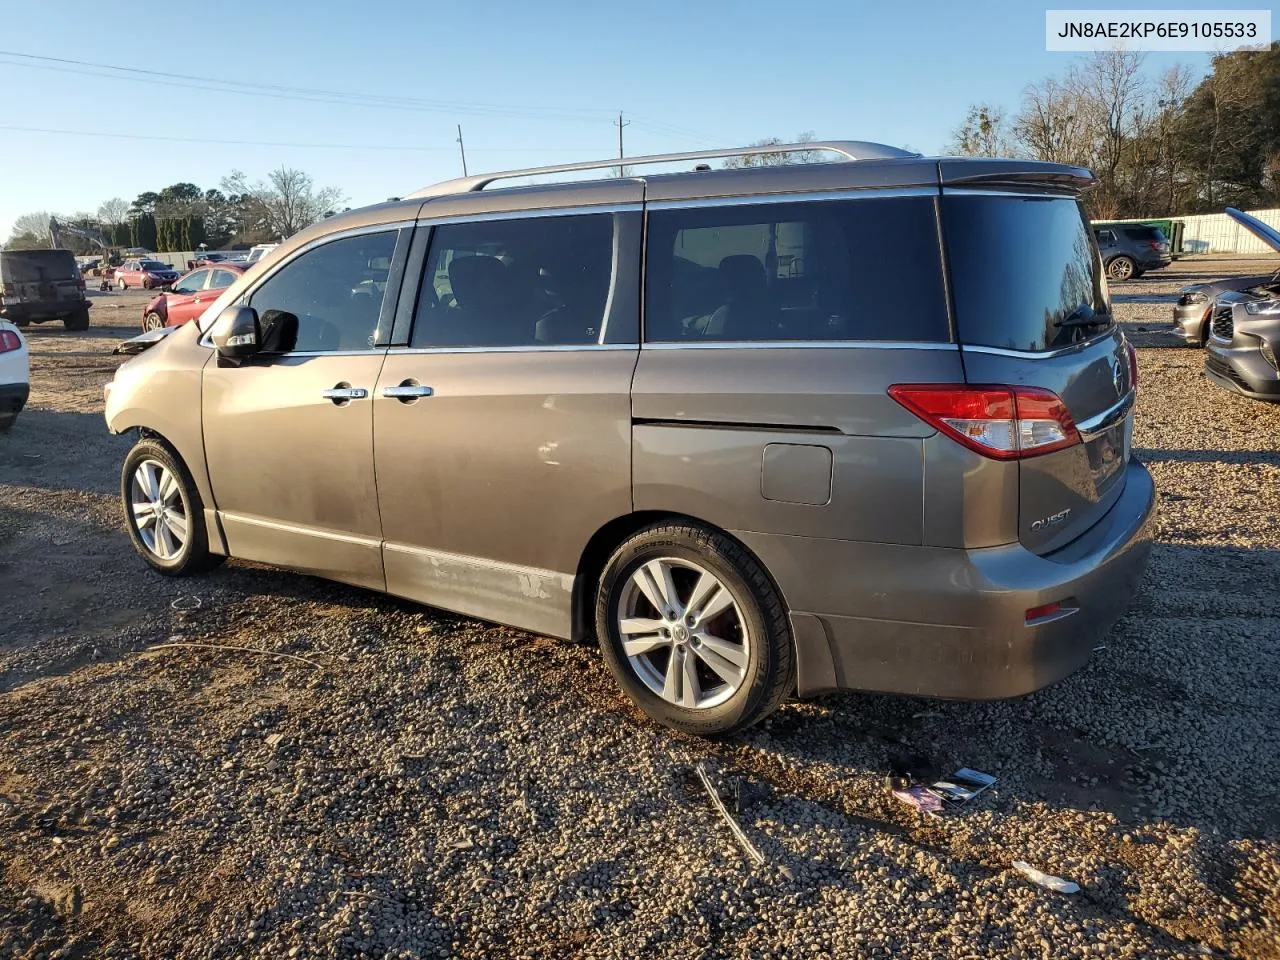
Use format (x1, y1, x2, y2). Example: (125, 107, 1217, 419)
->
(105, 142, 1156, 735)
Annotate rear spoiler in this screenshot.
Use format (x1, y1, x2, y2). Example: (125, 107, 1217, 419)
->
(938, 159, 1097, 196)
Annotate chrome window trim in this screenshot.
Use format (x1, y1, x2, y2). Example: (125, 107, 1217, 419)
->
(960, 330, 1116, 359)
(266, 349, 387, 359)
(387, 344, 637, 356)
(197, 220, 412, 349)
(646, 187, 937, 210)
(941, 187, 1080, 199)
(415, 203, 641, 227)
(640, 340, 957, 351)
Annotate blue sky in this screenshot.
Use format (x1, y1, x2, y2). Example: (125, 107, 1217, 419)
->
(0, 0, 1249, 240)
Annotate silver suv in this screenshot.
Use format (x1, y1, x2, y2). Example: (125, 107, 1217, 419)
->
(105, 142, 1156, 735)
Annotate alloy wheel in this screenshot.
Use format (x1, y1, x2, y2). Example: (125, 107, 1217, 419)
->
(129, 459, 188, 560)
(143, 312, 164, 331)
(616, 557, 749, 709)
(1108, 258, 1134, 281)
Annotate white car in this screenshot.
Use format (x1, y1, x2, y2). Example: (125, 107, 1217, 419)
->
(0, 318, 30, 431)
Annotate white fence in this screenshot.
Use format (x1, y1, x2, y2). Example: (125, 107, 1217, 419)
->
(1177, 208, 1280, 255)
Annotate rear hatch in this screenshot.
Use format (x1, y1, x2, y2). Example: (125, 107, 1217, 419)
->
(1, 250, 82, 308)
(939, 187, 1134, 555)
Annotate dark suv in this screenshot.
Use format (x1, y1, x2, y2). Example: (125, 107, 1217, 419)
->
(0, 248, 91, 330)
(1093, 224, 1171, 281)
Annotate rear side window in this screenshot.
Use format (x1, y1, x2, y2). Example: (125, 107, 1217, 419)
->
(644, 197, 949, 343)
(942, 195, 1110, 352)
(1123, 226, 1165, 243)
(210, 269, 238, 288)
(412, 213, 614, 348)
(1, 250, 79, 282)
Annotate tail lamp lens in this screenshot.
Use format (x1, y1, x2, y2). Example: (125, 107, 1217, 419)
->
(0, 330, 22, 353)
(888, 384, 1081, 461)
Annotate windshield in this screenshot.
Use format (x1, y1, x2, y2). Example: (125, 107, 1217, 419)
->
(141, 260, 169, 271)
(941, 194, 1111, 352)
(1, 250, 79, 282)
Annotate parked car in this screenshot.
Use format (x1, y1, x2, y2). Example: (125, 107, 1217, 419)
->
(0, 318, 29, 430)
(1173, 242, 1279, 347)
(1092, 224, 1171, 281)
(1204, 208, 1280, 402)
(104, 142, 1155, 735)
(142, 264, 246, 330)
(0, 248, 91, 330)
(244, 243, 278, 265)
(115, 259, 181, 291)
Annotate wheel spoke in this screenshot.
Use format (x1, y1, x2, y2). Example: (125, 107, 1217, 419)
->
(139, 462, 159, 500)
(693, 583, 735, 624)
(694, 633, 747, 683)
(156, 518, 176, 558)
(685, 571, 720, 620)
(620, 616, 666, 636)
(623, 634, 670, 657)
(166, 511, 188, 542)
(132, 501, 155, 522)
(679, 646, 700, 707)
(635, 560, 678, 616)
(662, 649, 682, 703)
(158, 469, 179, 504)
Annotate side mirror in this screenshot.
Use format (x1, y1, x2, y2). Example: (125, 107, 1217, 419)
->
(210, 306, 262, 358)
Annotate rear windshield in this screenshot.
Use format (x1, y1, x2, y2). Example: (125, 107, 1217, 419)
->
(1123, 226, 1166, 243)
(1, 250, 79, 282)
(941, 194, 1111, 352)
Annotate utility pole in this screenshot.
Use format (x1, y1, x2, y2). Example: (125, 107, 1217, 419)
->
(614, 111, 630, 177)
(456, 124, 468, 177)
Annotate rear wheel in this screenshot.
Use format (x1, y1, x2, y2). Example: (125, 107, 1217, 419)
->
(595, 522, 794, 736)
(117, 278, 127, 291)
(143, 311, 164, 331)
(63, 308, 90, 331)
(1107, 256, 1135, 281)
(121, 438, 224, 576)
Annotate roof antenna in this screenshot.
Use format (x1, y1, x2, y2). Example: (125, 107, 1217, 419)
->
(693, 163, 711, 172)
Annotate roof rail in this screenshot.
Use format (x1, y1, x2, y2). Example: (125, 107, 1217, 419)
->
(406, 140, 919, 199)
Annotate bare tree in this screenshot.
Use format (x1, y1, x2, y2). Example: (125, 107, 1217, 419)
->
(258, 167, 345, 238)
(7, 211, 54, 246)
(949, 103, 1015, 157)
(723, 131, 820, 168)
(96, 197, 130, 227)
(1069, 50, 1148, 213)
(1013, 76, 1096, 168)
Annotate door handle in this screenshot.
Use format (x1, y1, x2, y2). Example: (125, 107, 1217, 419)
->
(321, 384, 368, 404)
(382, 380, 434, 402)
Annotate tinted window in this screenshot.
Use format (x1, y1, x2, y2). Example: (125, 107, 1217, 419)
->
(412, 214, 613, 348)
(210, 269, 238, 289)
(942, 195, 1110, 352)
(249, 231, 398, 352)
(141, 260, 168, 271)
(173, 270, 208, 293)
(1123, 226, 1165, 243)
(644, 197, 948, 343)
(1, 250, 79, 282)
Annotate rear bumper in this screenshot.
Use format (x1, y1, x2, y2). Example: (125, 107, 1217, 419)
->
(0, 300, 85, 321)
(0, 382, 30, 423)
(739, 460, 1157, 699)
(1138, 255, 1172, 271)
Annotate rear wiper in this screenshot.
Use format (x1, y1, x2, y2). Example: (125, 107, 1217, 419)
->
(1054, 304, 1109, 329)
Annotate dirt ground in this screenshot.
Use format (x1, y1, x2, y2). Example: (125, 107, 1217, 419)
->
(1, 261, 1279, 959)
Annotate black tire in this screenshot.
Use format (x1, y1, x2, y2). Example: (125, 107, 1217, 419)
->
(143, 311, 164, 332)
(1107, 255, 1136, 282)
(0, 415, 14, 433)
(63, 308, 90, 331)
(595, 522, 794, 736)
(121, 438, 225, 576)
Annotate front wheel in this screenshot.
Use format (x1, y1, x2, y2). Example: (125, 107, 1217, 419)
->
(143, 311, 165, 332)
(1107, 256, 1135, 281)
(121, 438, 225, 576)
(117, 278, 127, 291)
(595, 522, 794, 736)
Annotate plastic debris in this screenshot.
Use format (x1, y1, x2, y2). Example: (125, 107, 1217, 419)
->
(695, 762, 765, 866)
(1011, 860, 1080, 894)
(930, 768, 997, 805)
(892, 784, 944, 813)
(170, 596, 203, 614)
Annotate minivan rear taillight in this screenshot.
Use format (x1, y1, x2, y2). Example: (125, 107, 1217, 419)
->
(888, 384, 1081, 460)
(0, 330, 21, 353)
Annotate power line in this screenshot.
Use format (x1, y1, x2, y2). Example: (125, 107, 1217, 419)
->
(0, 124, 574, 153)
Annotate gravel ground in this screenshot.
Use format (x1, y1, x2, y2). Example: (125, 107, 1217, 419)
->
(1, 260, 1278, 959)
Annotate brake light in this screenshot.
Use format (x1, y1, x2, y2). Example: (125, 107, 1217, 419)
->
(1125, 340, 1139, 390)
(1149, 240, 1161, 250)
(888, 384, 1081, 460)
(0, 330, 21, 353)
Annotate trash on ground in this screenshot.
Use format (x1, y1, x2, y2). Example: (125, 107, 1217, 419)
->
(892, 784, 944, 813)
(170, 596, 203, 614)
(1011, 860, 1080, 894)
(695, 762, 765, 866)
(930, 768, 997, 805)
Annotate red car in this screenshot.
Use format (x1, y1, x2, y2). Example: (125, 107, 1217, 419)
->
(141, 264, 245, 330)
(115, 258, 181, 291)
